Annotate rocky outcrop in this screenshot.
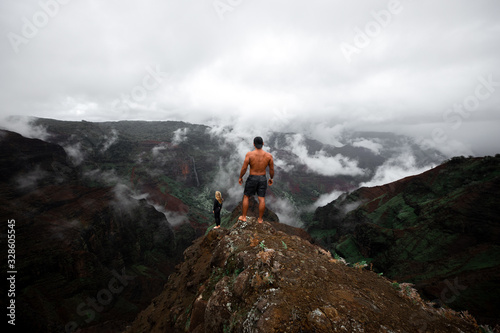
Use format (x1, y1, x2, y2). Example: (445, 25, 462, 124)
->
(225, 196, 313, 243)
(125, 216, 480, 333)
(227, 196, 280, 225)
(308, 155, 500, 326)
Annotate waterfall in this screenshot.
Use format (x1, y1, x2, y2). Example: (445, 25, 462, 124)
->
(190, 156, 200, 187)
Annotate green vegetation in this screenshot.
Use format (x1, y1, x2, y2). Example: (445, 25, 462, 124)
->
(364, 193, 418, 229)
(309, 228, 337, 240)
(336, 236, 367, 264)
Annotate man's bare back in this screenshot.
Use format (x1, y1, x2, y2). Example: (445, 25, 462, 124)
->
(239, 149, 274, 185)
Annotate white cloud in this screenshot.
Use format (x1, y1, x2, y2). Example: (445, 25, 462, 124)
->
(63, 142, 86, 166)
(0, 116, 49, 140)
(101, 129, 119, 152)
(284, 134, 366, 177)
(352, 139, 383, 154)
(111, 184, 139, 213)
(151, 144, 168, 158)
(302, 123, 346, 148)
(172, 127, 189, 145)
(266, 196, 301, 227)
(309, 190, 344, 210)
(360, 149, 435, 188)
(150, 203, 189, 227)
(274, 158, 295, 173)
(130, 189, 189, 227)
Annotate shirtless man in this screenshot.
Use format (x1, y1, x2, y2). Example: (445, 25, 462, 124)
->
(238, 136, 274, 223)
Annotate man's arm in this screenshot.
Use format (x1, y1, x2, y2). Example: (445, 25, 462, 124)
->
(268, 154, 274, 185)
(239, 153, 250, 185)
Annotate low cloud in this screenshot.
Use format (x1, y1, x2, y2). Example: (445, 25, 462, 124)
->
(301, 123, 346, 148)
(131, 189, 189, 227)
(360, 149, 435, 188)
(111, 183, 139, 213)
(414, 134, 474, 159)
(150, 143, 170, 167)
(172, 127, 189, 145)
(273, 158, 294, 173)
(206, 125, 254, 161)
(283, 134, 366, 177)
(342, 201, 363, 215)
(0, 116, 49, 140)
(100, 129, 119, 152)
(206, 125, 258, 207)
(267, 196, 301, 227)
(63, 142, 86, 166)
(159, 209, 189, 227)
(83, 168, 121, 185)
(15, 165, 48, 190)
(212, 158, 241, 194)
(308, 190, 344, 210)
(351, 138, 383, 155)
(151, 143, 168, 157)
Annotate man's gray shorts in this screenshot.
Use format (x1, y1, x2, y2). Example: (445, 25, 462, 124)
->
(244, 175, 267, 197)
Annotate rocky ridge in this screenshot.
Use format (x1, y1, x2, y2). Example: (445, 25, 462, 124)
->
(125, 216, 480, 332)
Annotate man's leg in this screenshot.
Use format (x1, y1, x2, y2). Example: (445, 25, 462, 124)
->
(257, 196, 265, 223)
(239, 195, 249, 221)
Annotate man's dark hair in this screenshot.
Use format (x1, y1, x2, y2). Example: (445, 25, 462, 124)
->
(254, 136, 263, 149)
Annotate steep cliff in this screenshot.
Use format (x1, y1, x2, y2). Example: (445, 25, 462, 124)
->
(0, 130, 181, 332)
(125, 216, 480, 333)
(308, 155, 500, 326)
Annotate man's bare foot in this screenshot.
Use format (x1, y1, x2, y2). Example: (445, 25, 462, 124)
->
(238, 216, 247, 222)
(214, 225, 220, 229)
(258, 218, 263, 224)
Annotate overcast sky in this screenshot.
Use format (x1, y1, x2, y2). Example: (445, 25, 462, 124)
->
(1, 0, 499, 156)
